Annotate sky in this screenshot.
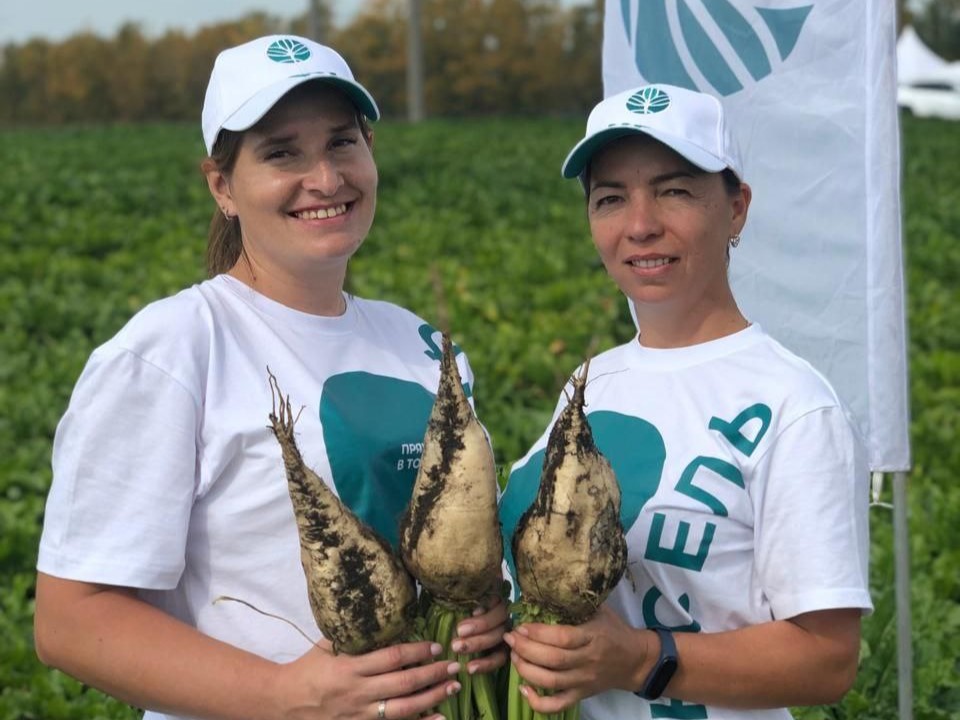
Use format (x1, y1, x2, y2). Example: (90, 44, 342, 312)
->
(0, 0, 366, 46)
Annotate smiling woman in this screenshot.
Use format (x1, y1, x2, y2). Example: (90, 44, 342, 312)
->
(204, 82, 379, 315)
(32, 34, 509, 720)
(585, 134, 750, 348)
(500, 84, 873, 720)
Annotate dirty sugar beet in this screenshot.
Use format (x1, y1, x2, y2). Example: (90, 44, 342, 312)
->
(399, 332, 503, 720)
(266, 370, 418, 655)
(400, 333, 502, 604)
(507, 360, 627, 720)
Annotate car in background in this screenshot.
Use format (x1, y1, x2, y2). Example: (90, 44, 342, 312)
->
(897, 79, 960, 120)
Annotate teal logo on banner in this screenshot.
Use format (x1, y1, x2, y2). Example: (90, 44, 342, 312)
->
(619, 0, 813, 96)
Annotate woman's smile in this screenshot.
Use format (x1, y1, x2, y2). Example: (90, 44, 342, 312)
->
(625, 254, 678, 274)
(290, 203, 350, 221)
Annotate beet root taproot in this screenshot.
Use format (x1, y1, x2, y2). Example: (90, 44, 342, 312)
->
(268, 372, 418, 655)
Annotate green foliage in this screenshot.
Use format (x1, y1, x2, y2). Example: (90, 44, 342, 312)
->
(0, 114, 957, 717)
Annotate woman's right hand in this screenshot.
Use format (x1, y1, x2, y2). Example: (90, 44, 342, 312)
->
(276, 638, 461, 720)
(503, 604, 649, 714)
(34, 574, 458, 720)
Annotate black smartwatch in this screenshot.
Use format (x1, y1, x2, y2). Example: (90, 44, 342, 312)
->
(635, 627, 678, 700)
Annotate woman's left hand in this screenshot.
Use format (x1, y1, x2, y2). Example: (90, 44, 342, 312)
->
(503, 605, 649, 714)
(450, 594, 511, 674)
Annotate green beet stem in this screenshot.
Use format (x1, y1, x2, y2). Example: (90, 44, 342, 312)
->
(506, 603, 581, 720)
(423, 599, 502, 719)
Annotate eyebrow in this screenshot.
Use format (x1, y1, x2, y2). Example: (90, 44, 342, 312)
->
(589, 179, 626, 193)
(649, 170, 698, 184)
(589, 169, 698, 194)
(251, 121, 359, 152)
(252, 134, 296, 152)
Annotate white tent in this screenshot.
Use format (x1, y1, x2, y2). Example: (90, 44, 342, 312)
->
(897, 25, 960, 85)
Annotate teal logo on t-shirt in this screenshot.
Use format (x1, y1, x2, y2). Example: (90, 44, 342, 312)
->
(320, 372, 435, 549)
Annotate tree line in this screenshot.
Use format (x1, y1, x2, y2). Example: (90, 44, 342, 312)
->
(1, 0, 954, 128)
(0, 0, 603, 126)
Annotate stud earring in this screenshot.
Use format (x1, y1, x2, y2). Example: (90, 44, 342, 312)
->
(729, 234, 741, 248)
(221, 207, 233, 220)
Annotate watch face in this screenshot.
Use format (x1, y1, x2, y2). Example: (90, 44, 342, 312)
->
(645, 657, 679, 699)
(635, 628, 679, 700)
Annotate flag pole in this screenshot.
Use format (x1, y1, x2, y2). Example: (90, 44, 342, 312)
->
(893, 471, 913, 720)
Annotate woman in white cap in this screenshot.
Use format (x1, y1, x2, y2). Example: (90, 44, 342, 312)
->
(500, 84, 872, 719)
(33, 35, 506, 720)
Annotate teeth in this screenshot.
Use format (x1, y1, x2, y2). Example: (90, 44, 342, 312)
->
(630, 257, 671, 268)
(295, 204, 347, 220)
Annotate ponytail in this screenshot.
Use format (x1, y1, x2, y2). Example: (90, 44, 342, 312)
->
(206, 210, 242, 278)
(204, 129, 245, 278)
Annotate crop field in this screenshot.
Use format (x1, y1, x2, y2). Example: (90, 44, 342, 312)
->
(0, 114, 957, 718)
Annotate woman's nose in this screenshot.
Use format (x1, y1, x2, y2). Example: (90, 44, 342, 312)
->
(625, 196, 663, 241)
(303, 158, 343, 196)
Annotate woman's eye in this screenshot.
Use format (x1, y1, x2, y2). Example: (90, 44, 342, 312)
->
(331, 136, 359, 149)
(264, 148, 293, 160)
(593, 195, 620, 208)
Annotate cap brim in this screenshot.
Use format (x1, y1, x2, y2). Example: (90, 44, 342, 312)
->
(561, 126, 728, 180)
(222, 74, 380, 135)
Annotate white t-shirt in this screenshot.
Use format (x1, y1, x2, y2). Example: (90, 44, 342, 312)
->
(499, 324, 872, 720)
(39, 274, 473, 720)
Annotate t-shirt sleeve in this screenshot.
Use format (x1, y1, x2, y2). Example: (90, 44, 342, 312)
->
(752, 405, 873, 619)
(38, 347, 200, 590)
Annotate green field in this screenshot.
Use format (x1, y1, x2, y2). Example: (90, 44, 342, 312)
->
(0, 115, 957, 718)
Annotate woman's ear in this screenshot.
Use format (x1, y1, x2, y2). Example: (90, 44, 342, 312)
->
(202, 158, 235, 217)
(731, 182, 752, 235)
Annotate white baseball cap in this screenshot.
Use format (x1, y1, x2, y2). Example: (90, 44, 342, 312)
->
(561, 84, 742, 182)
(201, 35, 380, 154)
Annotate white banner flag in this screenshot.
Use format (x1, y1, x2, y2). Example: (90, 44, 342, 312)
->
(603, 0, 910, 471)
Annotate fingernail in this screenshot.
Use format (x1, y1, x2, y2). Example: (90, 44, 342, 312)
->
(451, 640, 465, 653)
(467, 663, 478, 675)
(447, 681, 462, 696)
(503, 633, 514, 647)
(516, 626, 529, 636)
(472, 606, 485, 617)
(447, 662, 461, 675)
(431, 643, 443, 656)
(520, 686, 529, 698)
(457, 623, 474, 637)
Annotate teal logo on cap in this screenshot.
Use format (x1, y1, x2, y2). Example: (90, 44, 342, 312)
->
(627, 87, 670, 114)
(619, 0, 812, 96)
(267, 37, 311, 64)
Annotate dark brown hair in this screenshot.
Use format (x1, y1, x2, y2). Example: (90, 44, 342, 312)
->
(205, 130, 245, 278)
